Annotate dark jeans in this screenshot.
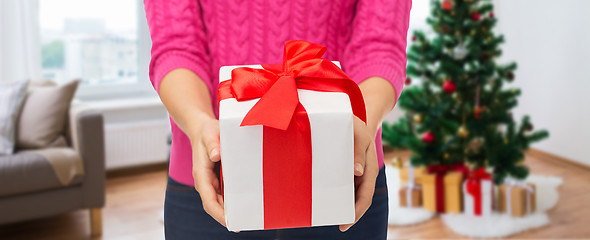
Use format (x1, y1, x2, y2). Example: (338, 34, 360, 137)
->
(164, 167, 388, 240)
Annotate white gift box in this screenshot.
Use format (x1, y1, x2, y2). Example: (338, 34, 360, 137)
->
(462, 179, 493, 216)
(218, 62, 355, 231)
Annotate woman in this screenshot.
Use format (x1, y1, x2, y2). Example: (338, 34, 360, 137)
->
(144, 0, 411, 239)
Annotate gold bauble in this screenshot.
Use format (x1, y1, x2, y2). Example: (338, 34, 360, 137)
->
(443, 153, 451, 159)
(458, 125, 469, 138)
(452, 92, 461, 101)
(470, 29, 476, 35)
(413, 114, 424, 123)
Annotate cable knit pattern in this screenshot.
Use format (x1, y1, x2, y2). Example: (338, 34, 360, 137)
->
(144, 0, 412, 186)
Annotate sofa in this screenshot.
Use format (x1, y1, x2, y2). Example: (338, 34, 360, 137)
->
(0, 81, 105, 237)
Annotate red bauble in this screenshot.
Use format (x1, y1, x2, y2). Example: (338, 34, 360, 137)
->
(471, 12, 481, 21)
(422, 132, 435, 144)
(412, 35, 416, 41)
(442, 0, 452, 10)
(442, 80, 457, 93)
(405, 77, 412, 85)
(474, 106, 484, 119)
(489, 12, 495, 18)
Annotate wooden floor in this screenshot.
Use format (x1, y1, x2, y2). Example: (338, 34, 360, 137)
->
(0, 150, 589, 239)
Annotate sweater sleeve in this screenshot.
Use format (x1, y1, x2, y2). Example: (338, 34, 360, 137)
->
(144, 0, 211, 93)
(342, 0, 412, 102)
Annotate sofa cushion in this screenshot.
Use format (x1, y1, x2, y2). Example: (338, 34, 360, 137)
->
(0, 148, 83, 197)
(0, 80, 29, 155)
(16, 80, 80, 149)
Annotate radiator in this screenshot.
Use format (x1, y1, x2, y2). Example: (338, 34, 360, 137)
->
(104, 119, 170, 169)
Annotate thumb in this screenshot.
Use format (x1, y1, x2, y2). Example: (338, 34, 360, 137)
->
(202, 127, 221, 162)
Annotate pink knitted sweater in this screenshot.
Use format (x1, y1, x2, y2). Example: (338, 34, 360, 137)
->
(145, 0, 411, 186)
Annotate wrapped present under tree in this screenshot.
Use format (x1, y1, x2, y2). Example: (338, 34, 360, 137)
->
(498, 180, 536, 217)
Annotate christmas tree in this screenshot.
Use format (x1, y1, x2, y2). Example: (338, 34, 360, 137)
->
(382, 0, 549, 184)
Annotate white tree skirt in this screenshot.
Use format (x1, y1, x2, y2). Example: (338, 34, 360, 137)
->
(386, 165, 563, 237)
(386, 165, 435, 225)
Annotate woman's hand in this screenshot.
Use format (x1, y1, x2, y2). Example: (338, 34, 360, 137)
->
(339, 116, 380, 232)
(158, 69, 227, 227)
(188, 113, 225, 227)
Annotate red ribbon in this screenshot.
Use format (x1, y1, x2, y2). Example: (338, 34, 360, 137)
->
(427, 162, 468, 213)
(218, 40, 366, 229)
(466, 167, 492, 216)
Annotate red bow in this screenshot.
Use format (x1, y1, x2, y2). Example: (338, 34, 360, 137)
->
(466, 167, 492, 216)
(218, 40, 366, 129)
(218, 40, 366, 229)
(426, 162, 468, 213)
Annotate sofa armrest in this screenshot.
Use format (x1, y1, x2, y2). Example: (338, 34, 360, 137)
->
(74, 110, 106, 208)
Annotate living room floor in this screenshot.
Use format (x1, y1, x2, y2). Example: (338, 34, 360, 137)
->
(0, 151, 588, 239)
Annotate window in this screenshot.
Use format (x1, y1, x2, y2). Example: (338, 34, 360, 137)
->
(39, 0, 152, 99)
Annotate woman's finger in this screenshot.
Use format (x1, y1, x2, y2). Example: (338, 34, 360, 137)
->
(202, 124, 221, 162)
(339, 173, 375, 232)
(340, 140, 379, 232)
(353, 118, 369, 176)
(195, 168, 226, 227)
(193, 143, 226, 227)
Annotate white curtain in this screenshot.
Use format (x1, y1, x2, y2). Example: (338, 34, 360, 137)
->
(0, 0, 41, 83)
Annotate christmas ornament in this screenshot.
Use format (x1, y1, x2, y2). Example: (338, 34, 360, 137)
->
(470, 29, 476, 35)
(474, 106, 484, 119)
(458, 125, 469, 138)
(489, 12, 495, 18)
(443, 153, 451, 160)
(452, 92, 461, 102)
(442, 0, 452, 10)
(487, 77, 494, 84)
(422, 132, 435, 144)
(507, 72, 515, 81)
(452, 44, 468, 60)
(471, 12, 481, 21)
(480, 52, 491, 61)
(443, 80, 457, 93)
(413, 114, 424, 123)
(466, 138, 484, 153)
(412, 35, 416, 41)
(405, 77, 412, 85)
